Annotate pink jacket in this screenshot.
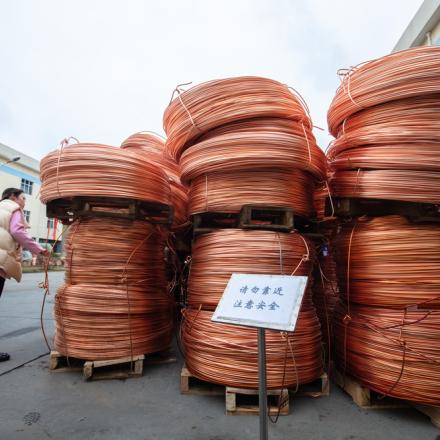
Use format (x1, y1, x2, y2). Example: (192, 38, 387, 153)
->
(0, 210, 44, 279)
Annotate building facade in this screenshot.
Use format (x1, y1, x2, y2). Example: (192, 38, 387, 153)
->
(0, 142, 63, 252)
(393, 0, 440, 51)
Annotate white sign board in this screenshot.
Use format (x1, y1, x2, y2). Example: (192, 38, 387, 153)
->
(211, 274, 308, 332)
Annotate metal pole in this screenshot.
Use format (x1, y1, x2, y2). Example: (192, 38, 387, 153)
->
(258, 327, 268, 440)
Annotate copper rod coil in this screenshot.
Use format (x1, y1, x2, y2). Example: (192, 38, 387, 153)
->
(180, 118, 326, 183)
(40, 143, 171, 205)
(121, 132, 182, 183)
(333, 303, 440, 406)
(54, 304, 173, 360)
(55, 283, 173, 315)
(121, 131, 166, 155)
(329, 96, 440, 153)
(163, 76, 313, 159)
(55, 216, 173, 360)
(187, 229, 313, 310)
(188, 169, 315, 218)
(120, 132, 188, 226)
(328, 46, 440, 136)
(182, 307, 323, 389)
(329, 143, 440, 172)
(329, 169, 440, 204)
(64, 218, 167, 286)
(333, 216, 440, 308)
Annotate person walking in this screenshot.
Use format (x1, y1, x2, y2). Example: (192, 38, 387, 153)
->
(0, 187, 49, 362)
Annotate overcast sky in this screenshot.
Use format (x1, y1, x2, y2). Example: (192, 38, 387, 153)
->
(0, 0, 423, 160)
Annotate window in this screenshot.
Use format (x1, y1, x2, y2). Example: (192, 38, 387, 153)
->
(47, 219, 54, 229)
(20, 178, 33, 195)
(23, 210, 31, 223)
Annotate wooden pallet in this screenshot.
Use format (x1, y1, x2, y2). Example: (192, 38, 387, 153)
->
(192, 205, 317, 236)
(290, 372, 330, 397)
(326, 197, 440, 223)
(49, 350, 176, 381)
(181, 366, 329, 415)
(226, 387, 289, 416)
(46, 196, 174, 225)
(333, 367, 440, 428)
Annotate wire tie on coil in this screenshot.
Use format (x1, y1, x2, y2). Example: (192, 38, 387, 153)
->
(300, 121, 312, 163)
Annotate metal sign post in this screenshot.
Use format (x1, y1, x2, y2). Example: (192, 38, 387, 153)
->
(258, 327, 268, 440)
(212, 273, 308, 440)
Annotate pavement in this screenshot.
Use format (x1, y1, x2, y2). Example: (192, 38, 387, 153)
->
(0, 272, 438, 440)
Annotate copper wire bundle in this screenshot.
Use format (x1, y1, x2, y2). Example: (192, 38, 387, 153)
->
(333, 216, 440, 308)
(55, 300, 173, 360)
(188, 169, 315, 217)
(164, 76, 313, 159)
(333, 303, 440, 406)
(120, 133, 188, 226)
(329, 96, 440, 153)
(180, 118, 326, 183)
(329, 169, 440, 204)
(328, 46, 440, 136)
(187, 229, 313, 310)
(121, 132, 181, 182)
(182, 306, 323, 389)
(54, 217, 174, 360)
(40, 143, 171, 205)
(329, 143, 440, 172)
(64, 218, 167, 286)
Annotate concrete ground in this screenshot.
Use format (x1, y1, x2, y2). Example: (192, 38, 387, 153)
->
(0, 272, 438, 440)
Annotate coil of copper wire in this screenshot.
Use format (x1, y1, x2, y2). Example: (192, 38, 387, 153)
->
(329, 96, 440, 153)
(329, 169, 440, 204)
(54, 217, 174, 360)
(333, 216, 440, 308)
(333, 302, 440, 406)
(182, 305, 323, 389)
(40, 143, 171, 206)
(328, 46, 440, 136)
(64, 217, 167, 286)
(187, 229, 313, 310)
(188, 169, 315, 218)
(120, 132, 188, 227)
(180, 118, 326, 183)
(164, 76, 313, 159)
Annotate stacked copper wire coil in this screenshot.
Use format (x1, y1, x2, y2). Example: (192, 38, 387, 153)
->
(54, 217, 173, 360)
(182, 229, 323, 389)
(164, 78, 327, 217)
(332, 216, 440, 405)
(327, 46, 440, 203)
(121, 132, 188, 228)
(41, 141, 175, 361)
(40, 143, 171, 206)
(163, 77, 325, 389)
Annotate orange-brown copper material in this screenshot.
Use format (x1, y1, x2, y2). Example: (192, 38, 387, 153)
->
(182, 305, 323, 389)
(333, 216, 440, 308)
(179, 118, 326, 183)
(187, 229, 314, 310)
(329, 169, 440, 204)
(164, 76, 313, 159)
(334, 303, 440, 406)
(120, 132, 188, 227)
(40, 143, 171, 206)
(188, 169, 315, 217)
(328, 46, 440, 136)
(54, 217, 173, 360)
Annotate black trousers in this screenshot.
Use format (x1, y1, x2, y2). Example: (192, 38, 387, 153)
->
(0, 277, 5, 297)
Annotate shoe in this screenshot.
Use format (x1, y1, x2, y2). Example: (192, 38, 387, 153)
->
(0, 352, 10, 362)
